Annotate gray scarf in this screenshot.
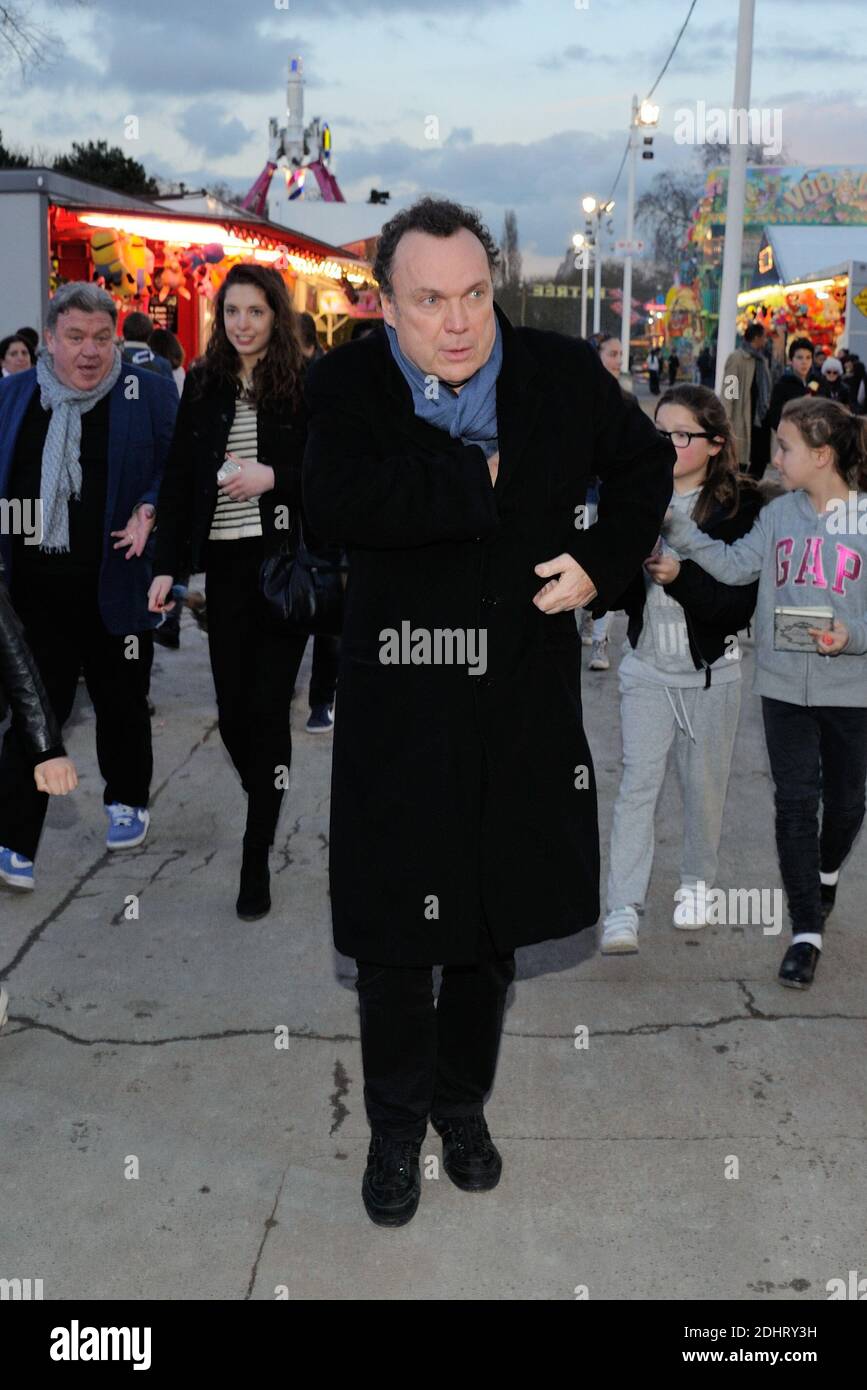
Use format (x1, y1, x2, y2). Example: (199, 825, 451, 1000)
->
(35, 345, 122, 552)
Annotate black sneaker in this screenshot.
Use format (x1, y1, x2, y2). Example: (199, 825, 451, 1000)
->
(778, 942, 820, 989)
(361, 1133, 422, 1226)
(431, 1112, 502, 1192)
(820, 882, 837, 921)
(153, 621, 180, 650)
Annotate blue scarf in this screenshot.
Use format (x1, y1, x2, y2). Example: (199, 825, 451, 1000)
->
(384, 318, 502, 458)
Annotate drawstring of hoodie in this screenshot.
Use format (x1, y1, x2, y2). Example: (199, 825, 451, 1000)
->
(664, 686, 697, 743)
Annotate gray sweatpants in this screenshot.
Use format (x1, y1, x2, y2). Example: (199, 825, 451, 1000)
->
(606, 666, 742, 912)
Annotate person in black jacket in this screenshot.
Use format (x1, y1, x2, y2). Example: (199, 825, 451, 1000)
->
(302, 195, 674, 1227)
(819, 356, 851, 407)
(0, 554, 78, 1019)
(765, 336, 816, 433)
(600, 384, 767, 954)
(149, 264, 318, 921)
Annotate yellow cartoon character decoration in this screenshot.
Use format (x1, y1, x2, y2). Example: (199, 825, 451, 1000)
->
(90, 229, 138, 298)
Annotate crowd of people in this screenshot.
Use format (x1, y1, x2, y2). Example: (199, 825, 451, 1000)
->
(1, 195, 865, 1227)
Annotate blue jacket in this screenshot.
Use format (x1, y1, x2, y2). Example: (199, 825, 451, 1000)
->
(0, 363, 178, 634)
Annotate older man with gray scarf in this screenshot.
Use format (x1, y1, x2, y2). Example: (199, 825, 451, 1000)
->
(0, 283, 176, 888)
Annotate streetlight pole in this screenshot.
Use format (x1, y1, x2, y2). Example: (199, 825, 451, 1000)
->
(714, 0, 756, 396)
(580, 246, 589, 338)
(619, 97, 657, 379)
(620, 95, 639, 377)
(593, 229, 603, 335)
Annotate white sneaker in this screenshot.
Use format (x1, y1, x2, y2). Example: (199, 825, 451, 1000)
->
(0, 985, 8, 1030)
(589, 638, 610, 671)
(600, 905, 640, 954)
(673, 883, 708, 929)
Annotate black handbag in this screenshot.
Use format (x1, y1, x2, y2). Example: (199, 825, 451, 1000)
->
(259, 512, 346, 636)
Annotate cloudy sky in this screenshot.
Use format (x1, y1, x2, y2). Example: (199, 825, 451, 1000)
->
(2, 0, 866, 274)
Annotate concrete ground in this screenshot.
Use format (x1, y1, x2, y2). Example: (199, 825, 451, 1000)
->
(1, 602, 865, 1302)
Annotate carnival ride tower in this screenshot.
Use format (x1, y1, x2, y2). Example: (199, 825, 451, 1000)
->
(242, 56, 344, 219)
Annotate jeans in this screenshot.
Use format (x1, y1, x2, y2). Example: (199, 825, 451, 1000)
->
(761, 697, 867, 934)
(355, 921, 516, 1142)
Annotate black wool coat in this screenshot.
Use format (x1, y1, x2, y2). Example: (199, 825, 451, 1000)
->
(152, 365, 307, 579)
(303, 303, 675, 965)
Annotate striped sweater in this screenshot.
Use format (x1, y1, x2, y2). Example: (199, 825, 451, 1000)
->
(209, 394, 262, 540)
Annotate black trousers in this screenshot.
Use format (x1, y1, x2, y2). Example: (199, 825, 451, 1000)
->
(205, 538, 313, 846)
(0, 571, 153, 861)
(761, 697, 867, 935)
(355, 920, 517, 1142)
(308, 634, 339, 710)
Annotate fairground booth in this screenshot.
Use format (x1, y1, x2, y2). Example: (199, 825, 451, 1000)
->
(0, 168, 379, 357)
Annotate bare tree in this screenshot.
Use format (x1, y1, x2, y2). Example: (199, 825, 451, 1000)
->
(1, 1, 87, 76)
(636, 169, 704, 277)
(696, 141, 788, 170)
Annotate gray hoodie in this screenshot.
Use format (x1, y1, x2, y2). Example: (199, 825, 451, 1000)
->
(664, 489, 867, 707)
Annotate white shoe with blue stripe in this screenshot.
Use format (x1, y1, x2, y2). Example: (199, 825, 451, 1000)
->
(0, 846, 35, 890)
(105, 804, 150, 850)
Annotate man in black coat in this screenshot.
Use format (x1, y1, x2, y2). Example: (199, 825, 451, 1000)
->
(303, 196, 674, 1227)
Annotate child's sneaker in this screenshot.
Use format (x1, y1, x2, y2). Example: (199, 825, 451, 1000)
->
(589, 638, 610, 671)
(600, 905, 639, 953)
(105, 804, 150, 850)
(0, 847, 34, 891)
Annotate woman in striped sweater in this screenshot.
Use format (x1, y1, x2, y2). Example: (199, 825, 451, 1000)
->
(149, 265, 314, 920)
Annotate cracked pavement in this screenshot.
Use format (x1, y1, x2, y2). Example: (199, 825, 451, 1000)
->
(1, 610, 865, 1300)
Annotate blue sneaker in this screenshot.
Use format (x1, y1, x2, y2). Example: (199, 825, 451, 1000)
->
(0, 846, 34, 891)
(306, 704, 334, 734)
(105, 803, 150, 850)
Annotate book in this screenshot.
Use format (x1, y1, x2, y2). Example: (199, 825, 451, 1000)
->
(773, 605, 834, 652)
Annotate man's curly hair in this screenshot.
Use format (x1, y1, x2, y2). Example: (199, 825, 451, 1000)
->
(373, 196, 500, 297)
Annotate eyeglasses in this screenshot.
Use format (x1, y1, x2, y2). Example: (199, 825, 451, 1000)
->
(656, 429, 718, 448)
(824, 371, 841, 379)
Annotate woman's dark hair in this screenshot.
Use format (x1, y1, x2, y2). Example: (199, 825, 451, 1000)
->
(150, 326, 184, 369)
(781, 396, 867, 490)
(193, 263, 304, 408)
(0, 333, 34, 365)
(788, 336, 813, 360)
(373, 195, 500, 297)
(655, 384, 751, 526)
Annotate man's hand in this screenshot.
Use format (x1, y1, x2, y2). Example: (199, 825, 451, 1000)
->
(111, 502, 155, 559)
(487, 450, 499, 488)
(220, 456, 275, 501)
(533, 553, 598, 613)
(148, 575, 176, 613)
(645, 553, 681, 585)
(34, 756, 78, 795)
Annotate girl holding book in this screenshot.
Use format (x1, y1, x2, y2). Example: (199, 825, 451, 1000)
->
(663, 397, 867, 987)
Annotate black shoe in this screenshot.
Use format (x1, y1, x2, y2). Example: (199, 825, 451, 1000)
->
(236, 843, 271, 921)
(185, 592, 208, 634)
(431, 1112, 502, 1192)
(361, 1133, 422, 1227)
(820, 882, 837, 921)
(778, 942, 821, 989)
